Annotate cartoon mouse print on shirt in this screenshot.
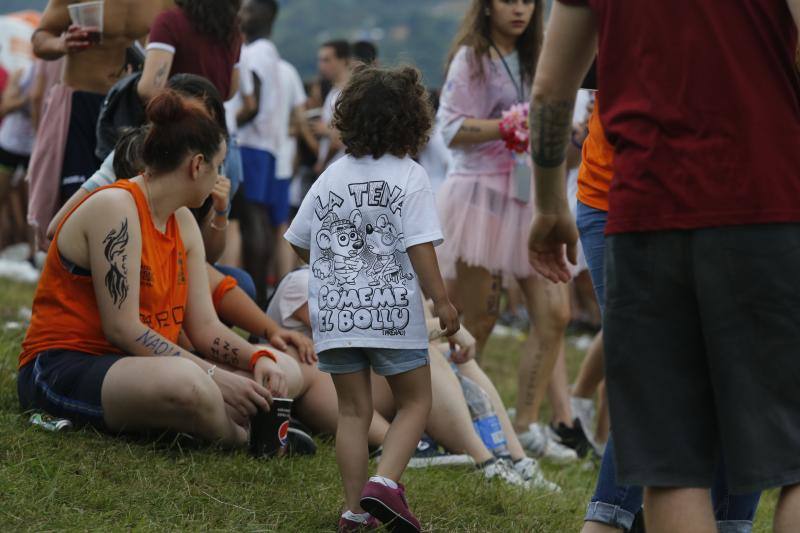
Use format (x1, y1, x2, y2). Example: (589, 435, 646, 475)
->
(365, 214, 413, 288)
(310, 181, 416, 337)
(313, 209, 367, 286)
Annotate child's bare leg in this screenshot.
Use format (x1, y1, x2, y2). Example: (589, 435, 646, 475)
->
(292, 363, 390, 447)
(331, 369, 373, 513)
(376, 365, 432, 482)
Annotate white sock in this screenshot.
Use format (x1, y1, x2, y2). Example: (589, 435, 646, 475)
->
(369, 475, 398, 489)
(342, 510, 370, 523)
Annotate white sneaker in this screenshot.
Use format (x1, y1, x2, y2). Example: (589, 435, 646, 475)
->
(569, 396, 606, 457)
(518, 423, 579, 464)
(570, 395, 596, 436)
(480, 458, 529, 489)
(513, 457, 561, 492)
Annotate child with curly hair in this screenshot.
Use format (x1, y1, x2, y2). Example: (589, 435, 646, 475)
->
(285, 66, 460, 532)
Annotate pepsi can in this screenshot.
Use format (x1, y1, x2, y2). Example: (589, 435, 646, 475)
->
(250, 398, 293, 458)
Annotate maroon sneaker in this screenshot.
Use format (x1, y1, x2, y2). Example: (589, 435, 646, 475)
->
(337, 514, 380, 532)
(359, 480, 421, 532)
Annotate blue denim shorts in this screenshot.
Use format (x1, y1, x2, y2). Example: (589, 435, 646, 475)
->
(317, 347, 429, 376)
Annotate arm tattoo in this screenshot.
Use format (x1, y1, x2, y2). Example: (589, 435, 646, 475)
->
(462, 125, 482, 133)
(154, 62, 168, 88)
(210, 336, 240, 365)
(530, 98, 575, 168)
(136, 330, 181, 357)
(103, 219, 129, 308)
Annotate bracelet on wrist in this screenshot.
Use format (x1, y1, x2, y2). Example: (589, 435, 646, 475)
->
(249, 349, 278, 371)
(214, 207, 229, 217)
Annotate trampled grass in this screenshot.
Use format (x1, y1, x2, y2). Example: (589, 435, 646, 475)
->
(0, 278, 779, 531)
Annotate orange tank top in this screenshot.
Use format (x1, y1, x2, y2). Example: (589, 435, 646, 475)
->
(19, 180, 188, 368)
(577, 96, 614, 212)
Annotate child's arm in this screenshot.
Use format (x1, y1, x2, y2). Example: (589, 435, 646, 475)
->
(406, 242, 459, 336)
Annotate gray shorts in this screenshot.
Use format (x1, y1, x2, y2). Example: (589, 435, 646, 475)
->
(317, 347, 429, 376)
(605, 224, 800, 494)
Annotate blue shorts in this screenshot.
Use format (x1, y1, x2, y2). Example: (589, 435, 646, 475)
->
(240, 146, 290, 226)
(318, 347, 430, 376)
(17, 350, 125, 430)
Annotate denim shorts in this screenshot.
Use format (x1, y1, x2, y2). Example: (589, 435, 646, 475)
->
(317, 347, 430, 376)
(18, 350, 125, 430)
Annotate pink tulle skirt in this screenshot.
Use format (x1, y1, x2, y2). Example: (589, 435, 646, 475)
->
(436, 173, 538, 280)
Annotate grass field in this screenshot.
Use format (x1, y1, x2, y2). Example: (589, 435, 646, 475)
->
(0, 277, 780, 531)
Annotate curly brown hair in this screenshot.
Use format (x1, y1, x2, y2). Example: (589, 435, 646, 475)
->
(333, 66, 433, 159)
(175, 0, 241, 44)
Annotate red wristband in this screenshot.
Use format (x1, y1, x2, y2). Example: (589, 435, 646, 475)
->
(249, 349, 277, 371)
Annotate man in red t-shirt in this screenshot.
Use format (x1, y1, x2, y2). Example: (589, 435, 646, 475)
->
(527, 1, 800, 531)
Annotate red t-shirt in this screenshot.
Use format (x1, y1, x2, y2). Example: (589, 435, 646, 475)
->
(147, 7, 242, 99)
(559, 0, 800, 234)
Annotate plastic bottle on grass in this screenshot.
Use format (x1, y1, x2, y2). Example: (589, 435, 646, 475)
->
(455, 368, 509, 458)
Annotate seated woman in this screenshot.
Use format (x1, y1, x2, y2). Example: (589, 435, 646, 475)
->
(265, 267, 560, 492)
(47, 75, 234, 266)
(17, 90, 296, 446)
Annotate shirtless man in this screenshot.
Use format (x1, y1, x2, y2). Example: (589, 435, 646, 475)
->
(27, 0, 170, 247)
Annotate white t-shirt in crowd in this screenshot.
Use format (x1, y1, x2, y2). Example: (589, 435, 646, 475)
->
(275, 60, 307, 179)
(81, 150, 116, 192)
(317, 85, 343, 167)
(224, 45, 254, 136)
(0, 63, 35, 156)
(266, 267, 312, 336)
(285, 154, 443, 353)
(236, 38, 282, 154)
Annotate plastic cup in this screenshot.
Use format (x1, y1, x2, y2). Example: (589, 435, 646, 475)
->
(67, 1, 104, 43)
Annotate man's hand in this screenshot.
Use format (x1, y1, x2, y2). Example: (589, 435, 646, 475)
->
(269, 329, 317, 365)
(434, 300, 460, 337)
(253, 356, 288, 398)
(210, 176, 231, 214)
(528, 205, 578, 284)
(60, 25, 98, 54)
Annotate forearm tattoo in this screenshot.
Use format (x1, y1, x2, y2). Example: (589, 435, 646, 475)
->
(210, 336, 240, 366)
(530, 98, 575, 168)
(103, 219, 129, 308)
(153, 62, 168, 88)
(135, 330, 182, 357)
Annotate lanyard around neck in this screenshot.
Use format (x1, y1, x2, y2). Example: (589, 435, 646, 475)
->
(490, 42, 524, 103)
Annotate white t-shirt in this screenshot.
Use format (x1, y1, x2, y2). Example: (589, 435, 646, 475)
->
(266, 267, 312, 336)
(81, 150, 116, 192)
(317, 85, 343, 167)
(236, 39, 282, 154)
(285, 154, 443, 353)
(224, 45, 255, 136)
(0, 63, 35, 156)
(275, 60, 307, 179)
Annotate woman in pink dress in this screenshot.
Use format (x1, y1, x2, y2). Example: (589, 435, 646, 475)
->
(437, 0, 575, 462)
